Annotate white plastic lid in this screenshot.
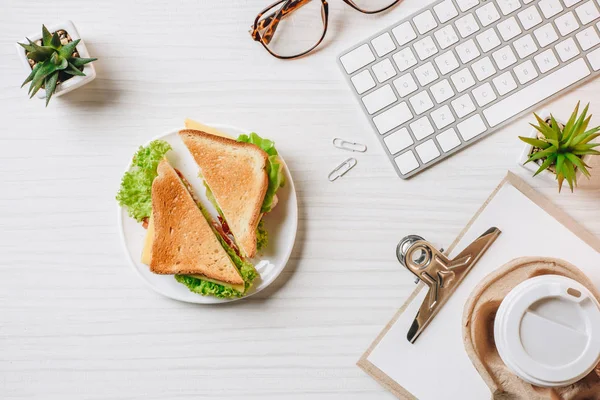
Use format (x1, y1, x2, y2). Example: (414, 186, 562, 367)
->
(494, 275, 600, 387)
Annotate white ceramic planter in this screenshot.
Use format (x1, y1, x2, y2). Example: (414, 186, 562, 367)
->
(16, 21, 96, 100)
(517, 110, 590, 185)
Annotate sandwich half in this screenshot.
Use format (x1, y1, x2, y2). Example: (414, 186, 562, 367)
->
(142, 158, 250, 288)
(179, 128, 281, 258)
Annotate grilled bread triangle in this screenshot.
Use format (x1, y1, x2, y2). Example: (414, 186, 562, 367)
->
(179, 129, 268, 258)
(146, 159, 245, 287)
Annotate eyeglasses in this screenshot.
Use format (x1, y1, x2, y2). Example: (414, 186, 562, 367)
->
(250, 0, 401, 59)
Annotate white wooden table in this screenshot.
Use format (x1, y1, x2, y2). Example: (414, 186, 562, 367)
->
(2, 1, 600, 399)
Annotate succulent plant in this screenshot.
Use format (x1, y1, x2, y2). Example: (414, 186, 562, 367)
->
(18, 25, 97, 106)
(520, 102, 600, 192)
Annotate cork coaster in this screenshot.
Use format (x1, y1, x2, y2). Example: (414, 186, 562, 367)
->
(462, 257, 600, 400)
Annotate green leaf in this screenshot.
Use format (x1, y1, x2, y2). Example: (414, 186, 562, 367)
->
(564, 103, 590, 147)
(563, 159, 576, 192)
(519, 136, 551, 149)
(50, 52, 68, 70)
(42, 25, 53, 46)
(50, 32, 61, 48)
(18, 41, 36, 52)
(550, 115, 561, 140)
(556, 153, 565, 175)
(531, 115, 556, 140)
(28, 61, 59, 97)
(533, 154, 557, 176)
(21, 62, 41, 88)
(573, 149, 600, 156)
(527, 146, 558, 162)
(573, 142, 600, 152)
(565, 153, 590, 178)
(26, 45, 56, 62)
(557, 173, 565, 192)
(70, 57, 97, 67)
(59, 39, 80, 59)
(44, 72, 59, 106)
(563, 101, 580, 141)
(64, 62, 86, 76)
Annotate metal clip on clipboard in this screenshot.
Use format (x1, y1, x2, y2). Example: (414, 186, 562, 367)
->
(396, 227, 501, 343)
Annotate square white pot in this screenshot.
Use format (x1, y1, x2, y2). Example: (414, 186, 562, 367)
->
(517, 109, 590, 183)
(15, 21, 96, 100)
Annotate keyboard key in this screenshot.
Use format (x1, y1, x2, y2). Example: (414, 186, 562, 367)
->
(455, 14, 480, 38)
(392, 22, 417, 45)
(534, 23, 559, 47)
(451, 68, 476, 92)
(497, 17, 522, 41)
(472, 82, 497, 106)
(518, 6, 543, 30)
(534, 48, 559, 72)
(513, 60, 539, 84)
(413, 10, 438, 34)
(451, 93, 476, 117)
(351, 70, 376, 94)
(394, 73, 419, 96)
(416, 139, 441, 163)
(456, 0, 479, 12)
(565, 0, 584, 6)
(492, 71, 517, 95)
(372, 59, 397, 82)
(410, 117, 435, 140)
(587, 46, 600, 69)
(414, 36, 439, 60)
(409, 91, 434, 114)
(497, 0, 522, 15)
(513, 34, 538, 58)
(393, 48, 418, 71)
(362, 85, 397, 114)
(431, 105, 456, 129)
(539, 0, 563, 18)
(384, 128, 413, 154)
(457, 115, 487, 140)
(434, 25, 460, 49)
(395, 150, 420, 174)
(472, 57, 497, 80)
(576, 1, 600, 25)
(576, 26, 600, 50)
(373, 102, 413, 134)
(555, 37, 580, 61)
(340, 44, 375, 74)
(476, 3, 501, 26)
(414, 62, 439, 86)
(483, 58, 590, 127)
(555, 12, 580, 36)
(437, 128, 461, 152)
(456, 39, 481, 63)
(493, 46, 518, 69)
(435, 51, 460, 74)
(430, 79, 455, 103)
(477, 28, 502, 52)
(434, 0, 459, 23)
(371, 32, 396, 57)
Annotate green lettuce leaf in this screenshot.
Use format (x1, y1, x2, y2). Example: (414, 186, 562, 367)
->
(116, 140, 172, 222)
(256, 220, 268, 252)
(237, 132, 285, 213)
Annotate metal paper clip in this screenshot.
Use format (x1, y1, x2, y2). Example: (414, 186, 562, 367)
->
(328, 158, 357, 182)
(333, 138, 367, 152)
(396, 227, 501, 343)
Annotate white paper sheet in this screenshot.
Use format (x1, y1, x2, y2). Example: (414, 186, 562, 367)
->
(367, 183, 600, 399)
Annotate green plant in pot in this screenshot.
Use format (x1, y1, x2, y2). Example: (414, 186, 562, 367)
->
(18, 25, 97, 106)
(519, 102, 600, 192)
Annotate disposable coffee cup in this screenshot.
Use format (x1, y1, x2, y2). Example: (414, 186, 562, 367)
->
(494, 275, 600, 387)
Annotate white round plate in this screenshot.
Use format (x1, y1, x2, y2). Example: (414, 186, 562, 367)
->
(118, 124, 298, 304)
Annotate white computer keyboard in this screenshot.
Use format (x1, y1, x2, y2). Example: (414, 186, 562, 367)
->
(338, 0, 600, 179)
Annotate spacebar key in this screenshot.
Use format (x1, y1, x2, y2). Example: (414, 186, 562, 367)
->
(483, 59, 590, 128)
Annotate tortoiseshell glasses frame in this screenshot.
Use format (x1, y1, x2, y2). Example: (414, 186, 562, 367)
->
(250, 0, 402, 59)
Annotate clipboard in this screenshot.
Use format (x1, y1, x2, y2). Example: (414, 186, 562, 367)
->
(357, 172, 600, 399)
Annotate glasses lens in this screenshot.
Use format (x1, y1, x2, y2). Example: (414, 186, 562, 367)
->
(349, 0, 399, 13)
(258, 0, 326, 58)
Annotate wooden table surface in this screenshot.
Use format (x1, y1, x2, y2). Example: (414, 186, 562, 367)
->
(2, 1, 600, 399)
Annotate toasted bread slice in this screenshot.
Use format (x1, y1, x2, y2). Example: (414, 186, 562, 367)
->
(148, 159, 244, 287)
(179, 129, 268, 258)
